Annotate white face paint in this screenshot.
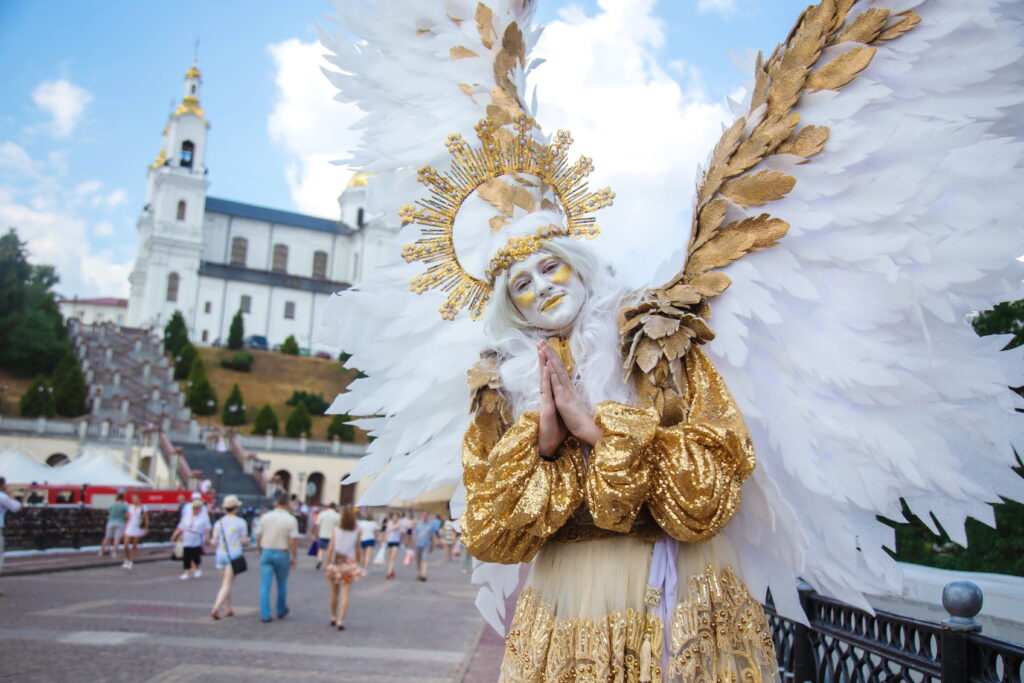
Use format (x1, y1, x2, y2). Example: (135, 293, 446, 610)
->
(506, 251, 586, 332)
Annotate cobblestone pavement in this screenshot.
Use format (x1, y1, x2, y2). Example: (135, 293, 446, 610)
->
(0, 547, 489, 682)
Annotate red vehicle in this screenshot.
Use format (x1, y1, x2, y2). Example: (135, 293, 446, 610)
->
(8, 484, 211, 510)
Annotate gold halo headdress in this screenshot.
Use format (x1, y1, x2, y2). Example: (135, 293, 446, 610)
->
(400, 114, 614, 320)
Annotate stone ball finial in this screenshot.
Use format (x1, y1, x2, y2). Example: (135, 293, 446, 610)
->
(942, 580, 983, 631)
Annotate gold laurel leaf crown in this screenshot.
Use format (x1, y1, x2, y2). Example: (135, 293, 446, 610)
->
(400, 114, 614, 320)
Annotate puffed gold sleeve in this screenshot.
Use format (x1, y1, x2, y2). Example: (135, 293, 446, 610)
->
(461, 389, 585, 564)
(584, 402, 659, 532)
(645, 346, 756, 542)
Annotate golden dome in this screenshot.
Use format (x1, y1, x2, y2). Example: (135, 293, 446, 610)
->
(186, 64, 201, 79)
(346, 172, 373, 189)
(174, 95, 205, 119)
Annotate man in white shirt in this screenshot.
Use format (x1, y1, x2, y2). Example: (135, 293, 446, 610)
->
(0, 476, 26, 595)
(257, 493, 300, 622)
(314, 503, 341, 570)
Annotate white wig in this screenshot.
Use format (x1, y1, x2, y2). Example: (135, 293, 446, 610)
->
(486, 239, 635, 417)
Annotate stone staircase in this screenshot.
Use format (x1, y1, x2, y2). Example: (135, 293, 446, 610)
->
(70, 320, 194, 433)
(179, 442, 265, 505)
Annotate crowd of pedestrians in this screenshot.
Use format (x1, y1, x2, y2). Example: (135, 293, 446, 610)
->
(1, 477, 471, 631)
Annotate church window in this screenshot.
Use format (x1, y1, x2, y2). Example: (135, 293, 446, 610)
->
(230, 237, 248, 267)
(272, 244, 289, 274)
(204, 301, 211, 314)
(240, 295, 251, 313)
(191, 84, 197, 95)
(357, 208, 365, 227)
(180, 141, 194, 169)
(284, 302, 295, 320)
(352, 251, 360, 280)
(201, 330, 208, 342)
(177, 200, 186, 221)
(166, 273, 179, 302)
(312, 251, 328, 280)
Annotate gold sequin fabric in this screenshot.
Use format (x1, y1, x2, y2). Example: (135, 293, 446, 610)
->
(462, 404, 585, 564)
(502, 588, 663, 683)
(667, 565, 777, 683)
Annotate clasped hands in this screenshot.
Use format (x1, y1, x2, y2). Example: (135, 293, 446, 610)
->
(537, 340, 603, 458)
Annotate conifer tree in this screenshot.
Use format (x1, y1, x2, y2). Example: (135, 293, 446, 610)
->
(221, 383, 246, 426)
(327, 414, 356, 442)
(227, 310, 245, 350)
(164, 310, 189, 355)
(174, 343, 198, 380)
(52, 350, 87, 417)
(285, 401, 312, 438)
(279, 334, 299, 355)
(186, 355, 217, 415)
(19, 375, 55, 418)
(252, 403, 279, 435)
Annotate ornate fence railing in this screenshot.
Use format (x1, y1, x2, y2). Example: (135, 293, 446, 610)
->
(765, 581, 1024, 682)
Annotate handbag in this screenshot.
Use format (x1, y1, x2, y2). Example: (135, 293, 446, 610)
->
(172, 540, 184, 559)
(372, 544, 386, 565)
(219, 521, 247, 575)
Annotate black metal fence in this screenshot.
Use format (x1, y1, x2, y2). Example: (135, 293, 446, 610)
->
(765, 582, 1024, 682)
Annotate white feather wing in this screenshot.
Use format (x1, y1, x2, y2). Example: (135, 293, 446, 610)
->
(686, 0, 1024, 621)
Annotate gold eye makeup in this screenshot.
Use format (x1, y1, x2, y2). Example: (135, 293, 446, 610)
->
(549, 263, 572, 285)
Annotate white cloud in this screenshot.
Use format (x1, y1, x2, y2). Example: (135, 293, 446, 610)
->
(698, 0, 738, 16)
(31, 79, 93, 138)
(104, 188, 128, 208)
(0, 146, 131, 297)
(0, 141, 39, 177)
(531, 0, 733, 284)
(266, 39, 365, 218)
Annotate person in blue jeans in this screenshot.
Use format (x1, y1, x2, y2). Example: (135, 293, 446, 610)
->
(256, 493, 299, 622)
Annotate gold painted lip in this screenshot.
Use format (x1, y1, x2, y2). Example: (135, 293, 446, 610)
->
(540, 294, 564, 312)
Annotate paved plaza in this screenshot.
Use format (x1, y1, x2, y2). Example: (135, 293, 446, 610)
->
(0, 548, 496, 682)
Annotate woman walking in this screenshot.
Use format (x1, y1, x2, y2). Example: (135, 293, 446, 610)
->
(210, 495, 248, 620)
(383, 512, 403, 579)
(324, 507, 364, 630)
(356, 511, 378, 571)
(170, 493, 211, 580)
(122, 493, 148, 570)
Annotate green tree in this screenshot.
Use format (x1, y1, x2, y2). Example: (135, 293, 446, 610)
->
(284, 401, 312, 438)
(0, 229, 69, 377)
(186, 355, 217, 415)
(285, 390, 329, 414)
(972, 299, 1024, 350)
(221, 383, 246, 426)
(163, 310, 189, 356)
(174, 343, 198, 380)
(19, 375, 55, 418)
(252, 403, 279, 435)
(326, 414, 356, 442)
(279, 334, 299, 355)
(52, 350, 88, 417)
(227, 310, 245, 350)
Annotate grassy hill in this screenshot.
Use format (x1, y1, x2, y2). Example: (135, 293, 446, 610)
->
(0, 369, 34, 416)
(196, 347, 357, 440)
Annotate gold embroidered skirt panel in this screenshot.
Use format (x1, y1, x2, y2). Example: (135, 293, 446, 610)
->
(500, 535, 777, 683)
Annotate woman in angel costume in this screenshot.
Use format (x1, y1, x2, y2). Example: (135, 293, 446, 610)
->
(319, 0, 1024, 680)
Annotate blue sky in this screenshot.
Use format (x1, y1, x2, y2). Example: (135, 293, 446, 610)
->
(0, 0, 810, 298)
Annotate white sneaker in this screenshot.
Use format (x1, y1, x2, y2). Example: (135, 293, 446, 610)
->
(194, 570, 202, 579)
(121, 560, 129, 569)
(126, 561, 133, 569)
(179, 573, 189, 580)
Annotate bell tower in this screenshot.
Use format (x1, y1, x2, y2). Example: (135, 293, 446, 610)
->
(127, 62, 211, 330)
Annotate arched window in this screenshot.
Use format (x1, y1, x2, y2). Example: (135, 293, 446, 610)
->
(356, 207, 365, 227)
(166, 273, 179, 302)
(180, 140, 194, 168)
(230, 237, 248, 267)
(272, 244, 288, 274)
(176, 200, 186, 221)
(312, 251, 328, 280)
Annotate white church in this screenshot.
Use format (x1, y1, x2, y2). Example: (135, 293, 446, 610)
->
(127, 63, 395, 351)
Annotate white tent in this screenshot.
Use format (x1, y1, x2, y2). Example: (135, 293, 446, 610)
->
(0, 449, 54, 484)
(47, 452, 140, 487)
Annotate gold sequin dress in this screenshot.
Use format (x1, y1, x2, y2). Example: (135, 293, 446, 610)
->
(461, 345, 777, 682)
